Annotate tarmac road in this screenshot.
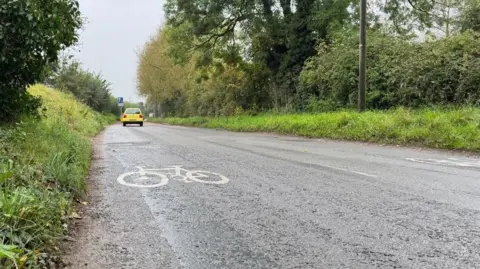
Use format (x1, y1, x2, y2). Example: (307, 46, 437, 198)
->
(65, 123, 480, 269)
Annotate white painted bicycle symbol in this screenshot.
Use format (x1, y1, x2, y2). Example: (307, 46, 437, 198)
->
(117, 166, 230, 188)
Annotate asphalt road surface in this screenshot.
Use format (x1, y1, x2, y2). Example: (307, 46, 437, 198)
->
(65, 123, 480, 269)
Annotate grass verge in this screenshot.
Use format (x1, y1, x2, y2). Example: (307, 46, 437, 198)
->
(151, 107, 480, 151)
(0, 85, 116, 268)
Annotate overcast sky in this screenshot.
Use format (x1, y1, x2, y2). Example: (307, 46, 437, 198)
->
(74, 0, 165, 103)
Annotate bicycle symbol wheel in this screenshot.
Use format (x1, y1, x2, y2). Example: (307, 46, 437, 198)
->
(117, 171, 169, 188)
(186, 170, 230, 185)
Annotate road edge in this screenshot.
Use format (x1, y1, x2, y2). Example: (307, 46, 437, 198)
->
(61, 129, 107, 268)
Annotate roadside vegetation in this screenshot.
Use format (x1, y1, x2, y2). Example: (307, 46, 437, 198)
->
(0, 0, 82, 123)
(0, 85, 115, 268)
(46, 58, 140, 116)
(152, 107, 480, 151)
(0, 0, 120, 267)
(137, 0, 480, 149)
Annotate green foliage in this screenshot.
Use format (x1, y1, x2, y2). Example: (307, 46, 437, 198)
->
(0, 243, 25, 269)
(153, 107, 480, 151)
(46, 57, 142, 117)
(47, 58, 116, 114)
(300, 30, 480, 109)
(0, 0, 82, 122)
(161, 0, 354, 108)
(460, 0, 480, 32)
(0, 85, 115, 266)
(140, 0, 480, 118)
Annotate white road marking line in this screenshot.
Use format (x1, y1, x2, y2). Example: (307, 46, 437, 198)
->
(406, 158, 480, 168)
(319, 164, 378, 178)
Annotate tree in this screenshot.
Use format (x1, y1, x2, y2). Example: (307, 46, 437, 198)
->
(139, 0, 480, 117)
(459, 0, 480, 32)
(378, 0, 475, 37)
(164, 0, 354, 108)
(430, 0, 462, 37)
(137, 26, 195, 116)
(0, 0, 82, 122)
(47, 58, 114, 113)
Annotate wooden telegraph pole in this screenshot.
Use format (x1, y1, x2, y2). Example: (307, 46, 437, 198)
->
(359, 0, 367, 111)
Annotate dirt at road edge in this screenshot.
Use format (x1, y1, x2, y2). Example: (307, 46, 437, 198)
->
(61, 131, 107, 268)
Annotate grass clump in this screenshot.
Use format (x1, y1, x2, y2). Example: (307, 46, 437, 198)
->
(151, 107, 480, 151)
(0, 85, 116, 268)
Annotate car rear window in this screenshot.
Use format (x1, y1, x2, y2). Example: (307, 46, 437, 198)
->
(125, 108, 141, 114)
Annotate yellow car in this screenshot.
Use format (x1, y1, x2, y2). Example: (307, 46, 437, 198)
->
(121, 108, 144, 127)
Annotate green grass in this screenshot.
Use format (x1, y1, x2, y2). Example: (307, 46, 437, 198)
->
(151, 107, 480, 151)
(0, 85, 116, 268)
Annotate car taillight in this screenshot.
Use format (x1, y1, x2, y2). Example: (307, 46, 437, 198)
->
(123, 114, 127, 118)
(139, 115, 143, 118)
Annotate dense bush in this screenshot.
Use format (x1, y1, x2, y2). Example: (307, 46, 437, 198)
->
(300, 31, 480, 110)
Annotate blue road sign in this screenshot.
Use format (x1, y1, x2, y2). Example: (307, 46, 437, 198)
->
(118, 97, 124, 106)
